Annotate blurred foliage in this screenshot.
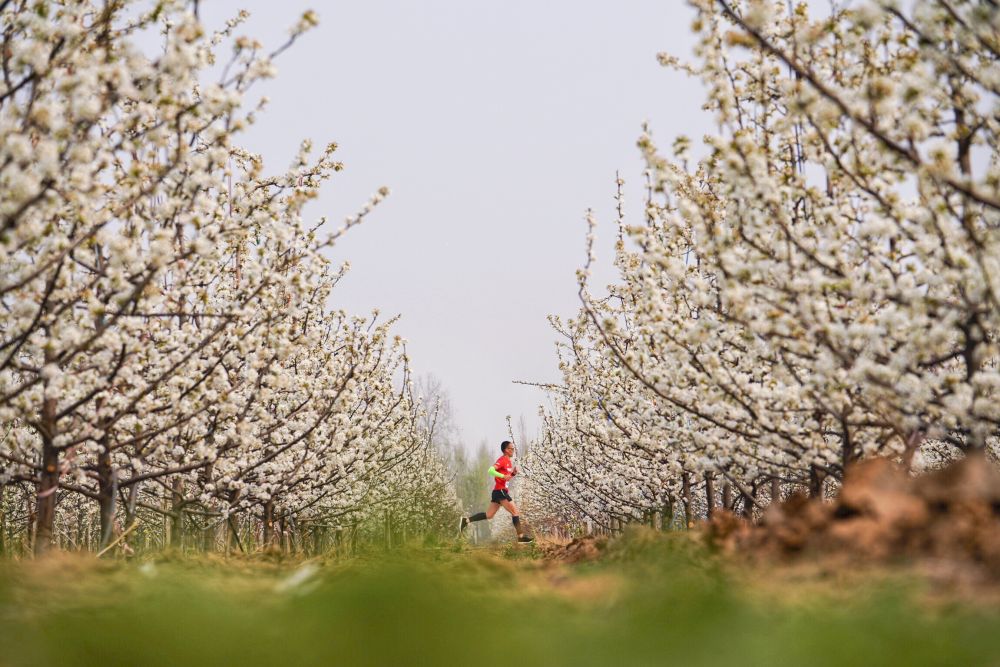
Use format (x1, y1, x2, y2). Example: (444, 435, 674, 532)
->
(0, 532, 997, 666)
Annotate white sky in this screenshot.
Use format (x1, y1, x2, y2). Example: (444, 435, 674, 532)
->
(198, 1, 711, 450)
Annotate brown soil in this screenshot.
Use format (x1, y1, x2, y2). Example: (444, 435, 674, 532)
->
(537, 535, 610, 563)
(705, 454, 1000, 591)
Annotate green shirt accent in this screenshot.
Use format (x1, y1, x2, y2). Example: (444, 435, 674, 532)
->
(488, 466, 504, 479)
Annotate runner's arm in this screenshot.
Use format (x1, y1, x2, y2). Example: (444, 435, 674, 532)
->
(488, 466, 507, 479)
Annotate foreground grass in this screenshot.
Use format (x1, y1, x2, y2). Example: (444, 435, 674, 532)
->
(0, 533, 998, 667)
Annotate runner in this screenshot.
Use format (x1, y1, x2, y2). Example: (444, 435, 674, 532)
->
(460, 440, 534, 542)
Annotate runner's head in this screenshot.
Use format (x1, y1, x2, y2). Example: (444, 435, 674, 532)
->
(501, 440, 515, 457)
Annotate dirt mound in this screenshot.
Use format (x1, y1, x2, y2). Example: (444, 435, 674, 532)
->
(540, 536, 609, 563)
(707, 454, 1000, 582)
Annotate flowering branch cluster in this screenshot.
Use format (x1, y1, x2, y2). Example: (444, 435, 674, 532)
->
(0, 0, 457, 554)
(523, 0, 1000, 531)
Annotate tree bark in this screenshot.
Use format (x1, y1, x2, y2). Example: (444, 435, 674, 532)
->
(75, 503, 85, 551)
(34, 396, 60, 556)
(263, 499, 276, 548)
(704, 473, 715, 520)
(200, 463, 215, 552)
(202, 518, 216, 552)
(809, 465, 824, 498)
(97, 448, 117, 550)
(125, 482, 140, 527)
(0, 482, 6, 555)
(662, 499, 674, 531)
(742, 481, 756, 520)
(170, 479, 184, 550)
(225, 489, 241, 555)
(682, 472, 693, 528)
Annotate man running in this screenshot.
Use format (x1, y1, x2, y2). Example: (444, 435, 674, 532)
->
(460, 440, 534, 543)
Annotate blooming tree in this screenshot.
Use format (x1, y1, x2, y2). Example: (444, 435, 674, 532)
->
(0, 0, 457, 555)
(525, 0, 1000, 532)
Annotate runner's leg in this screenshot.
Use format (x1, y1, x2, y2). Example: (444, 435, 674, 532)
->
(499, 499, 524, 536)
(468, 502, 501, 522)
(463, 502, 500, 533)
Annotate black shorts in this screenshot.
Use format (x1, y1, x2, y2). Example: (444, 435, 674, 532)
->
(491, 489, 512, 504)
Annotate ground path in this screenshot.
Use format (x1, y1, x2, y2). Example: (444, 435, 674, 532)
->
(0, 532, 998, 666)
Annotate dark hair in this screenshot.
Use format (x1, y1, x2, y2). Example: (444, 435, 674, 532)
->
(500, 441, 513, 454)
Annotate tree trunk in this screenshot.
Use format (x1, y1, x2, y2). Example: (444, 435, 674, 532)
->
(809, 465, 824, 498)
(225, 489, 241, 555)
(770, 477, 781, 506)
(75, 504, 85, 551)
(682, 472, 693, 528)
(662, 499, 674, 531)
(125, 482, 140, 528)
(97, 448, 117, 550)
(309, 523, 319, 555)
(263, 500, 276, 548)
(34, 402, 60, 556)
(722, 482, 732, 511)
(0, 483, 6, 556)
(202, 519, 216, 553)
(742, 481, 756, 520)
(200, 463, 215, 552)
(35, 430, 59, 556)
(704, 473, 715, 520)
(170, 479, 184, 550)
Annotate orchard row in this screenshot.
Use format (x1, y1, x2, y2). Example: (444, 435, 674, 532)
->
(0, 1, 459, 555)
(522, 0, 1000, 533)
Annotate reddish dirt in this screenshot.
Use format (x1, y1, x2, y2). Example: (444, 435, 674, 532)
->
(539, 535, 610, 563)
(706, 454, 1000, 586)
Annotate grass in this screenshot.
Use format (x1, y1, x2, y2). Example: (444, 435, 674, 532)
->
(0, 531, 997, 667)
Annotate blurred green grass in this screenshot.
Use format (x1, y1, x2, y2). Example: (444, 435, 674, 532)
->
(0, 533, 997, 667)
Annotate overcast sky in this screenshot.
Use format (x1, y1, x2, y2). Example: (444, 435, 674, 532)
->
(198, 1, 711, 451)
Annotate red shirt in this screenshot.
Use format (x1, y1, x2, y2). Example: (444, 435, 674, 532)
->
(493, 455, 514, 491)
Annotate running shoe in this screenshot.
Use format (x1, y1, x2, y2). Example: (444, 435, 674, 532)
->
(517, 535, 534, 543)
(459, 516, 470, 533)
